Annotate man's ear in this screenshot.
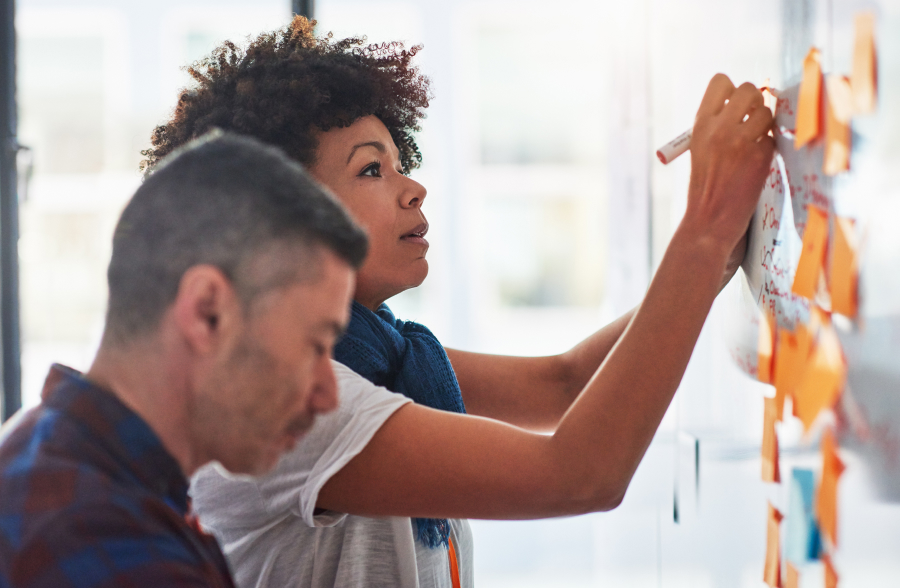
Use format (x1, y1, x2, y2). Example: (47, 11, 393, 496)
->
(171, 265, 242, 354)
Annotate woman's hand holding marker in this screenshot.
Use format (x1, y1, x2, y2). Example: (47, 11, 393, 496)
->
(684, 75, 775, 257)
(657, 83, 774, 165)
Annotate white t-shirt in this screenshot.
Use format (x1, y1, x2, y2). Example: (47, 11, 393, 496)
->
(190, 360, 474, 588)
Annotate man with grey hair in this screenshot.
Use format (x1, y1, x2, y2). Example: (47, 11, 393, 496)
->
(0, 133, 368, 587)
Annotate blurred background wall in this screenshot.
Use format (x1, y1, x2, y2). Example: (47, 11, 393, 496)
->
(13, 0, 900, 585)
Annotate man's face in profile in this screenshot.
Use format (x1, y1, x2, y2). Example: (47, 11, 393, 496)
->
(195, 249, 354, 475)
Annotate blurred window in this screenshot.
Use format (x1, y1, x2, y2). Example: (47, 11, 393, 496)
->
(19, 36, 104, 173)
(464, 8, 611, 315)
(15, 2, 286, 408)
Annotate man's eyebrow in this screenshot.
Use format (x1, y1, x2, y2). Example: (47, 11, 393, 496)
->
(346, 141, 387, 164)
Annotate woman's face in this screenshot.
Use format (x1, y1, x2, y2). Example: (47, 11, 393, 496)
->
(308, 116, 429, 310)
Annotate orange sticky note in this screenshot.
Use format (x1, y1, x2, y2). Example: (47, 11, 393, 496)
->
(762, 396, 781, 483)
(764, 502, 783, 587)
(830, 217, 859, 318)
(784, 563, 800, 588)
(851, 12, 877, 114)
(792, 205, 829, 299)
(759, 312, 776, 385)
(774, 323, 813, 414)
(816, 429, 846, 547)
(824, 75, 853, 176)
(824, 554, 839, 588)
(795, 48, 823, 149)
(794, 319, 846, 432)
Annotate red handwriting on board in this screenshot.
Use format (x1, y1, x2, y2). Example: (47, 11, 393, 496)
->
(776, 96, 794, 117)
(757, 271, 809, 328)
(761, 246, 774, 272)
(729, 348, 759, 378)
(762, 203, 780, 231)
(770, 256, 790, 279)
(767, 165, 784, 193)
(788, 172, 830, 217)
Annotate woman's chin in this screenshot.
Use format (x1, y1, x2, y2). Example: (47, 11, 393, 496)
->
(411, 259, 428, 285)
(390, 268, 429, 299)
(396, 262, 430, 294)
(356, 261, 429, 307)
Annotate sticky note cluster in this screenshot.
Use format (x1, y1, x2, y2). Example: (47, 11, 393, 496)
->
(758, 311, 846, 586)
(758, 304, 847, 582)
(758, 436, 846, 587)
(745, 12, 876, 588)
(793, 12, 878, 176)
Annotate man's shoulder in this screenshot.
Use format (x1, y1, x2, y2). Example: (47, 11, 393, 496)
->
(0, 432, 175, 559)
(0, 404, 117, 511)
(0, 408, 227, 588)
(0, 493, 228, 588)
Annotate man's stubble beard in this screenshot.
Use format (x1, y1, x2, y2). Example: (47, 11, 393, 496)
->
(190, 331, 285, 475)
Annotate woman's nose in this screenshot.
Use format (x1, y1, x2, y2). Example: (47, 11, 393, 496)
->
(400, 176, 427, 209)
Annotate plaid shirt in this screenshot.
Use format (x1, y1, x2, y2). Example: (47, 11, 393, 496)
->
(0, 364, 236, 588)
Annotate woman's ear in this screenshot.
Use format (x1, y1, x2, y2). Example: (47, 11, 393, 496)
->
(171, 265, 243, 355)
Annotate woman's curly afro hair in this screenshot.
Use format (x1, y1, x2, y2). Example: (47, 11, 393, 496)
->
(140, 16, 431, 174)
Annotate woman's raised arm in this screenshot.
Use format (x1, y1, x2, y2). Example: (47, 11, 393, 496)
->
(446, 232, 749, 432)
(317, 75, 774, 520)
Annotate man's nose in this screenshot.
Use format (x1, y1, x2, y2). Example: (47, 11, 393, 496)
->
(309, 357, 339, 415)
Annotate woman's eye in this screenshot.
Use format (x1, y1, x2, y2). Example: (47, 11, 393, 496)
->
(360, 162, 382, 177)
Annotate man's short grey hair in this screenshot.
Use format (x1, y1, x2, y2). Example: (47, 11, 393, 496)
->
(105, 132, 367, 344)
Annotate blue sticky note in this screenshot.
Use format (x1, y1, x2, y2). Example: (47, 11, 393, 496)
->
(785, 468, 822, 564)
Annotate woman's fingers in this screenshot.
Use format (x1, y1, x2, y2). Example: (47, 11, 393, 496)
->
(699, 78, 771, 141)
(741, 103, 775, 141)
(721, 82, 765, 125)
(696, 73, 736, 119)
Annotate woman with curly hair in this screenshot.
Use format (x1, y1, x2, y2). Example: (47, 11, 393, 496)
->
(146, 16, 772, 588)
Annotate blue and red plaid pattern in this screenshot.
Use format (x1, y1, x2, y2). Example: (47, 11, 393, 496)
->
(0, 364, 236, 588)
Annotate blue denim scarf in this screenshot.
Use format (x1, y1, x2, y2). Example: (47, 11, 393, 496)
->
(332, 301, 466, 548)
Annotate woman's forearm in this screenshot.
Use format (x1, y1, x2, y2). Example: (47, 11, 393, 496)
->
(546, 223, 728, 510)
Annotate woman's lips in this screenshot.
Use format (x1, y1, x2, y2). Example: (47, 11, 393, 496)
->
(400, 223, 429, 247)
(401, 235, 429, 246)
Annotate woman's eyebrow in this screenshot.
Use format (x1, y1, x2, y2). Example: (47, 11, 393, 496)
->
(346, 141, 386, 164)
